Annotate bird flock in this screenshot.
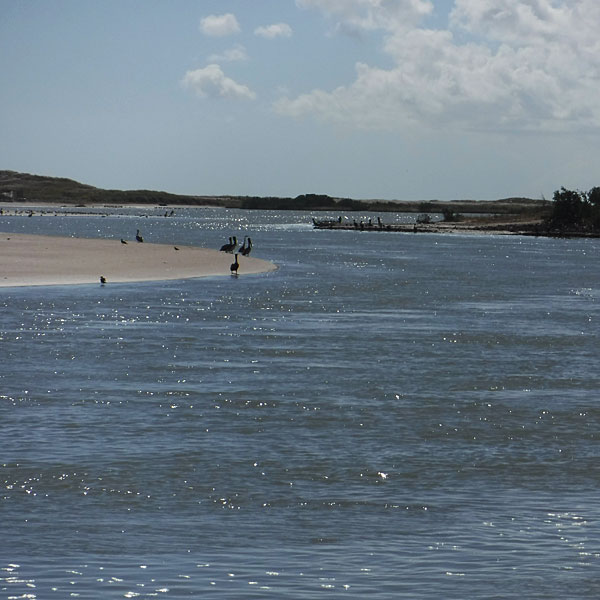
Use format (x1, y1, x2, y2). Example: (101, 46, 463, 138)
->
(220, 235, 252, 277)
(219, 235, 252, 256)
(101, 230, 254, 284)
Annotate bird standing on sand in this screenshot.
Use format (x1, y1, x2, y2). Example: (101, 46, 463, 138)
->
(120, 238, 128, 244)
(239, 236, 248, 254)
(100, 276, 107, 285)
(220, 237, 233, 252)
(230, 253, 239, 276)
(136, 229, 144, 243)
(241, 237, 252, 256)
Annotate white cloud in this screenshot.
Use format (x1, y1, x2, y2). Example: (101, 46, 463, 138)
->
(296, 0, 433, 31)
(450, 0, 569, 43)
(282, 0, 600, 133)
(199, 13, 241, 37)
(254, 23, 293, 39)
(181, 65, 256, 100)
(207, 44, 248, 63)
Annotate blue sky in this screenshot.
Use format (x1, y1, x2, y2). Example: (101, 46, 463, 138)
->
(1, 0, 599, 201)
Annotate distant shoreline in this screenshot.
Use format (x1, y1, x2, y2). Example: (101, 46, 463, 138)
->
(4, 170, 597, 238)
(0, 196, 548, 215)
(312, 216, 600, 238)
(1, 170, 550, 215)
(3, 203, 597, 239)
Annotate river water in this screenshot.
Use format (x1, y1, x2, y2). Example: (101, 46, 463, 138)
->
(1, 207, 599, 598)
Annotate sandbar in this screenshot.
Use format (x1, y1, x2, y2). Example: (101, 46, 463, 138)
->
(0, 233, 277, 288)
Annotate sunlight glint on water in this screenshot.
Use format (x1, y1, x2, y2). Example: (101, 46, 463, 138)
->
(1, 207, 599, 598)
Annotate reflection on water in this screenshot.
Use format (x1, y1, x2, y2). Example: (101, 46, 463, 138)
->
(1, 207, 599, 598)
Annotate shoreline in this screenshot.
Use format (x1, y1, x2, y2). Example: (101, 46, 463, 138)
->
(313, 218, 600, 238)
(0, 233, 277, 288)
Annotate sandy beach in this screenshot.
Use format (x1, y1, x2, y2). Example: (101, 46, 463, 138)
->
(0, 233, 277, 287)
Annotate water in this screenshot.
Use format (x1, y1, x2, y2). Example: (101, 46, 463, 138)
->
(1, 208, 599, 598)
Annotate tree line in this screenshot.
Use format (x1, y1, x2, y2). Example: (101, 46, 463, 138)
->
(549, 187, 600, 231)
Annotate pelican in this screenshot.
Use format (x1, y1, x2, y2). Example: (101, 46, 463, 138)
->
(135, 229, 144, 243)
(220, 237, 233, 252)
(100, 276, 107, 285)
(120, 238, 128, 244)
(230, 253, 239, 276)
(174, 246, 180, 251)
(238, 236, 248, 254)
(241, 237, 252, 256)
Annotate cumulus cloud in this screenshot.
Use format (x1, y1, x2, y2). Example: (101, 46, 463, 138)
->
(181, 65, 256, 100)
(199, 13, 241, 37)
(282, 0, 600, 133)
(207, 44, 248, 63)
(254, 23, 293, 39)
(450, 0, 570, 43)
(296, 0, 433, 31)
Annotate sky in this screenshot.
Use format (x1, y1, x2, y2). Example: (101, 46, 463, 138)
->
(1, 0, 599, 201)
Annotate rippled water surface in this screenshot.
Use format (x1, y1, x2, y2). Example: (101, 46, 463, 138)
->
(1, 207, 599, 598)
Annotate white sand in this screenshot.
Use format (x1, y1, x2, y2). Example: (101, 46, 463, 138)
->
(0, 233, 276, 287)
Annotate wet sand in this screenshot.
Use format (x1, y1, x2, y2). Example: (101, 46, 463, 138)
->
(0, 233, 277, 287)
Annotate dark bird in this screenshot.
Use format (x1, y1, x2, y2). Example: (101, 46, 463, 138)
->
(100, 276, 107, 285)
(241, 237, 252, 256)
(135, 229, 144, 243)
(120, 238, 128, 244)
(230, 253, 239, 276)
(174, 246, 179, 251)
(220, 236, 237, 253)
(239, 236, 248, 254)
